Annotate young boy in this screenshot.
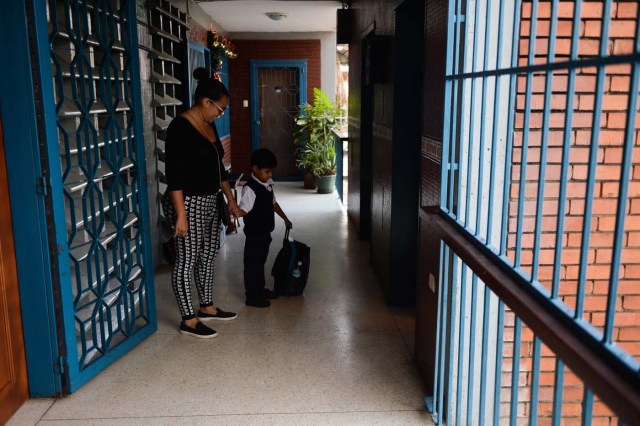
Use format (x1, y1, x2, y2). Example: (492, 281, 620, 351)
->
(238, 148, 293, 307)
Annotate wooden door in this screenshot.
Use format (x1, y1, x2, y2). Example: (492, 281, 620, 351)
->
(0, 114, 29, 424)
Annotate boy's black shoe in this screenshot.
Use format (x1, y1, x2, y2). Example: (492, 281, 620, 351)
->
(179, 321, 218, 339)
(245, 297, 271, 308)
(261, 289, 279, 299)
(197, 308, 238, 321)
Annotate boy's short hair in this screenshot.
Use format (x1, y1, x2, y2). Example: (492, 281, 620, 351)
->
(251, 148, 278, 169)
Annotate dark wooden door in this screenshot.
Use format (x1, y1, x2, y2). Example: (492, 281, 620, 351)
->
(257, 67, 301, 178)
(0, 114, 29, 424)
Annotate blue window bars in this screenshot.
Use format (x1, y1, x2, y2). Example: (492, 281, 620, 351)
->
(431, 0, 640, 424)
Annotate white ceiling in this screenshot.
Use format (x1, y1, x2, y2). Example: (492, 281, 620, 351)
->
(197, 1, 342, 33)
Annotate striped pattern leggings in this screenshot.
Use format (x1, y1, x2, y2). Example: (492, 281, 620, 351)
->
(164, 194, 222, 320)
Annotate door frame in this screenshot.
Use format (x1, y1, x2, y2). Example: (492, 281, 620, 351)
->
(358, 32, 375, 240)
(389, 0, 425, 306)
(184, 40, 211, 108)
(249, 59, 308, 179)
(0, 0, 63, 397)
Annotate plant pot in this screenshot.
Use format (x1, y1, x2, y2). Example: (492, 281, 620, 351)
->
(315, 174, 336, 194)
(303, 172, 317, 189)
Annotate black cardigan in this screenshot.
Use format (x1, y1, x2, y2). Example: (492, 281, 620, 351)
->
(165, 116, 229, 196)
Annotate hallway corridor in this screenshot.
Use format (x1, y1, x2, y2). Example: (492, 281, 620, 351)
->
(8, 183, 430, 425)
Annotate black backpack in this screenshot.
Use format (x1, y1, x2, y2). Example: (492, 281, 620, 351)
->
(271, 230, 310, 295)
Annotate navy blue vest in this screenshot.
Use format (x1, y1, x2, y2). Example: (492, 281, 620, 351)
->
(243, 178, 275, 236)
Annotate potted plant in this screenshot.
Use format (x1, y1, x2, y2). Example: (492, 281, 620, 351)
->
(294, 88, 344, 193)
(298, 141, 337, 193)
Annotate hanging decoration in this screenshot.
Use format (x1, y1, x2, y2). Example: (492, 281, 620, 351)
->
(206, 30, 238, 78)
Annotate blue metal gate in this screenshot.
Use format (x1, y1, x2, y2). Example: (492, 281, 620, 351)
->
(33, 0, 156, 392)
(428, 0, 640, 423)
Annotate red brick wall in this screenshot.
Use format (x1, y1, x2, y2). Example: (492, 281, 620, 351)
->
(228, 40, 321, 177)
(504, 2, 639, 423)
(187, 17, 208, 46)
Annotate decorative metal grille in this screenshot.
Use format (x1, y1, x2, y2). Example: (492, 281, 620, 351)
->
(257, 67, 301, 176)
(47, 0, 152, 370)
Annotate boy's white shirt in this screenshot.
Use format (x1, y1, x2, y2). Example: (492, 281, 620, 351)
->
(239, 174, 276, 213)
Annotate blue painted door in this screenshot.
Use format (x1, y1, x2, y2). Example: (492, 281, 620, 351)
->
(250, 60, 307, 179)
(35, 0, 157, 392)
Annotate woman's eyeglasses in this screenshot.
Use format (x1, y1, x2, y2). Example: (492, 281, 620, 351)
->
(209, 98, 227, 117)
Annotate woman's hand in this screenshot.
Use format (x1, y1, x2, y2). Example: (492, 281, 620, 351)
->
(174, 214, 188, 238)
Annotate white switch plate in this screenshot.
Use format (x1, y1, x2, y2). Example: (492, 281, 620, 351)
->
(242, 100, 249, 107)
(429, 273, 436, 293)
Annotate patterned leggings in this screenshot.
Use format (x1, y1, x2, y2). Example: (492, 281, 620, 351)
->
(164, 194, 222, 320)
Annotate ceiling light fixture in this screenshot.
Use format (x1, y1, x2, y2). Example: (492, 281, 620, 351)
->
(266, 12, 288, 21)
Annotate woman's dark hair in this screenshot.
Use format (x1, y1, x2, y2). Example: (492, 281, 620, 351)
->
(251, 148, 277, 169)
(193, 67, 229, 102)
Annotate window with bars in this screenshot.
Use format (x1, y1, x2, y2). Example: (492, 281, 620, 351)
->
(431, 0, 640, 424)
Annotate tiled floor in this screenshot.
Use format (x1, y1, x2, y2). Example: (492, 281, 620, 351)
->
(8, 183, 431, 425)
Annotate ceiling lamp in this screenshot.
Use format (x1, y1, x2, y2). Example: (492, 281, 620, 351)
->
(266, 12, 288, 21)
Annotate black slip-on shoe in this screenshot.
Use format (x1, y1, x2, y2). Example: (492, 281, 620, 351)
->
(261, 289, 279, 300)
(198, 308, 238, 321)
(245, 297, 271, 308)
(179, 321, 218, 338)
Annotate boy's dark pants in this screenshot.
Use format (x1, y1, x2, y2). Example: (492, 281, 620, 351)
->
(243, 234, 272, 299)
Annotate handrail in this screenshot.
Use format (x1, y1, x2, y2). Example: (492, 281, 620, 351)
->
(421, 206, 640, 424)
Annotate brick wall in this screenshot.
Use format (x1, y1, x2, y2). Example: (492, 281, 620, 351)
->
(228, 40, 321, 177)
(187, 16, 208, 46)
(504, 2, 639, 423)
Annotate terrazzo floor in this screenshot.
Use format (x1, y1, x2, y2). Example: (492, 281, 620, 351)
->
(8, 183, 431, 426)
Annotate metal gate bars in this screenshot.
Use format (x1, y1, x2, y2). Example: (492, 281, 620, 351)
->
(432, 0, 640, 423)
(41, 0, 156, 391)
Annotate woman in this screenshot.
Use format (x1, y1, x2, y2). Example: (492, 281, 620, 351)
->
(163, 67, 240, 338)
